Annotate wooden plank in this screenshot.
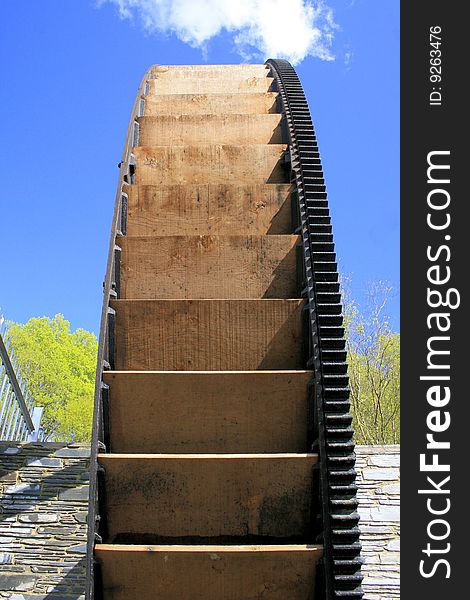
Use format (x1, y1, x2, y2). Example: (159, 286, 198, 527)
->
(137, 114, 283, 146)
(98, 453, 317, 542)
(143, 92, 280, 116)
(96, 544, 322, 600)
(110, 299, 306, 371)
(150, 76, 274, 95)
(133, 145, 289, 185)
(124, 183, 293, 236)
(151, 64, 270, 79)
(104, 370, 313, 453)
(118, 235, 299, 299)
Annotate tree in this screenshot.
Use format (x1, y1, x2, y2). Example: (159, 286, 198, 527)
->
(342, 280, 400, 444)
(5, 315, 97, 442)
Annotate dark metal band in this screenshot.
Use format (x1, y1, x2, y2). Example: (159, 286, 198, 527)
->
(85, 67, 152, 600)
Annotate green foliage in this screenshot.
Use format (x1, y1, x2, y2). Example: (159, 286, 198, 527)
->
(343, 281, 400, 444)
(6, 315, 97, 442)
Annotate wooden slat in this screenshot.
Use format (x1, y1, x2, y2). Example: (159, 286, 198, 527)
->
(110, 299, 306, 371)
(133, 145, 288, 186)
(137, 114, 283, 146)
(104, 370, 313, 453)
(96, 544, 322, 600)
(150, 76, 274, 95)
(119, 235, 299, 299)
(151, 64, 270, 78)
(143, 92, 279, 116)
(124, 183, 293, 236)
(98, 453, 317, 542)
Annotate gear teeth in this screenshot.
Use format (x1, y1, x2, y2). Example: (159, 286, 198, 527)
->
(268, 58, 362, 600)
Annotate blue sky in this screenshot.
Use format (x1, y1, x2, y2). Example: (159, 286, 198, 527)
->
(0, 0, 399, 335)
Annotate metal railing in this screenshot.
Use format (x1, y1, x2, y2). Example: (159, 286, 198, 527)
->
(0, 317, 44, 441)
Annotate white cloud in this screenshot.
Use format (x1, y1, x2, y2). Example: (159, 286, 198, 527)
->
(98, 0, 338, 64)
